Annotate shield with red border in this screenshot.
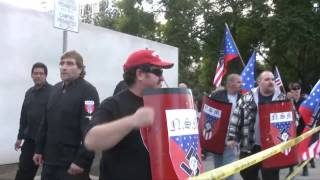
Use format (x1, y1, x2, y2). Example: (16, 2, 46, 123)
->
(259, 100, 298, 168)
(141, 88, 203, 180)
(198, 96, 232, 154)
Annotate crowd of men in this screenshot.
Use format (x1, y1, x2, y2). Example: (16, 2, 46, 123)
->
(14, 49, 315, 180)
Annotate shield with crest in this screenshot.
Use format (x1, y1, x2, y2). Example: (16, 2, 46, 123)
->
(141, 88, 203, 180)
(259, 100, 298, 168)
(198, 96, 232, 154)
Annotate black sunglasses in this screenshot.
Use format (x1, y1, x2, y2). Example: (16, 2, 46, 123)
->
(291, 87, 301, 90)
(140, 66, 163, 77)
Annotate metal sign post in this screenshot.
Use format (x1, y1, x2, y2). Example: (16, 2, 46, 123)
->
(54, 0, 79, 53)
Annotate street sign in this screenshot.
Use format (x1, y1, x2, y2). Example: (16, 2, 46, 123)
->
(54, 0, 79, 33)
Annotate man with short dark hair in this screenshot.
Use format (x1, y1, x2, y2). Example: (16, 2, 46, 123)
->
(33, 50, 99, 180)
(226, 71, 287, 180)
(15, 62, 52, 180)
(85, 49, 174, 180)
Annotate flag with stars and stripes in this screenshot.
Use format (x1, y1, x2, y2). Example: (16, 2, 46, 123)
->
(240, 50, 256, 93)
(300, 110, 320, 161)
(213, 24, 241, 87)
(273, 66, 284, 88)
(299, 80, 320, 125)
(299, 102, 320, 161)
(298, 80, 320, 160)
(165, 109, 203, 179)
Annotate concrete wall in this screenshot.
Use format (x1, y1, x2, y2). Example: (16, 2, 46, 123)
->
(0, 3, 178, 165)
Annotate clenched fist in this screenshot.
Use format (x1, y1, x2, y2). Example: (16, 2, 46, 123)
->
(132, 107, 155, 128)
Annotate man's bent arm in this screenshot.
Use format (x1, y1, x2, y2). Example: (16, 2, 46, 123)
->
(85, 107, 154, 151)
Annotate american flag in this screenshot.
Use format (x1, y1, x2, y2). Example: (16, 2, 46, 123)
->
(299, 80, 320, 124)
(299, 80, 320, 160)
(273, 66, 284, 88)
(240, 50, 256, 93)
(213, 24, 240, 87)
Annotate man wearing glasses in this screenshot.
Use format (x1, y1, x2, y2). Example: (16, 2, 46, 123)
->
(288, 82, 315, 175)
(84, 49, 174, 180)
(289, 82, 305, 135)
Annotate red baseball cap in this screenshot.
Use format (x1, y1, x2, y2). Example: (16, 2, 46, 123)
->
(123, 49, 174, 71)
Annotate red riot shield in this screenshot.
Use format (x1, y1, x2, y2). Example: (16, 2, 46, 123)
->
(259, 100, 298, 168)
(141, 88, 203, 180)
(198, 96, 232, 154)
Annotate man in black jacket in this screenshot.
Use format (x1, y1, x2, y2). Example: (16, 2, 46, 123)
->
(15, 62, 52, 180)
(209, 73, 242, 180)
(33, 50, 99, 180)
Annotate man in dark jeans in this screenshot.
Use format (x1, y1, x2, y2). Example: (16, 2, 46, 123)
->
(226, 71, 287, 180)
(15, 62, 52, 180)
(33, 50, 99, 180)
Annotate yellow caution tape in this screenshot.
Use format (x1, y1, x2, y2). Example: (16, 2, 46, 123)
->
(285, 158, 311, 180)
(190, 126, 320, 180)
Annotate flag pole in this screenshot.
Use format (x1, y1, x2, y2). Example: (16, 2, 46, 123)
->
(225, 23, 245, 67)
(275, 66, 287, 94)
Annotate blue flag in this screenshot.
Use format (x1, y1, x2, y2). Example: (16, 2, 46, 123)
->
(240, 50, 256, 93)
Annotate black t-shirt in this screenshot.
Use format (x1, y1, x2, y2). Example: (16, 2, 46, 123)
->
(89, 89, 151, 180)
(258, 91, 273, 103)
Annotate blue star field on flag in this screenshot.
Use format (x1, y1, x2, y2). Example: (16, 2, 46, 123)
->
(224, 29, 239, 58)
(204, 113, 219, 122)
(172, 135, 199, 154)
(301, 80, 320, 112)
(213, 24, 240, 87)
(273, 121, 291, 133)
(241, 50, 256, 92)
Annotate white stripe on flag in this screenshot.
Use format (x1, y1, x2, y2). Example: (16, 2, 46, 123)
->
(213, 62, 224, 87)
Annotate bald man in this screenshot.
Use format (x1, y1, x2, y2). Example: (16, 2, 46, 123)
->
(226, 71, 287, 180)
(209, 74, 242, 180)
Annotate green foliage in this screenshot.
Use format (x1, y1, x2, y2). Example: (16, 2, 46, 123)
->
(93, 0, 120, 29)
(263, 0, 320, 91)
(82, 4, 93, 24)
(114, 0, 156, 39)
(92, 0, 320, 95)
(159, 0, 203, 95)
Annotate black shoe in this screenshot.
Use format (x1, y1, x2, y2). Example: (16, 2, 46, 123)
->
(302, 167, 309, 176)
(310, 159, 316, 168)
(289, 166, 293, 173)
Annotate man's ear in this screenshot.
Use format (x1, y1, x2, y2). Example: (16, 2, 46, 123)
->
(136, 68, 145, 81)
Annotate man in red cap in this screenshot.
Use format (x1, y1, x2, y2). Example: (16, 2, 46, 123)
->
(85, 49, 174, 180)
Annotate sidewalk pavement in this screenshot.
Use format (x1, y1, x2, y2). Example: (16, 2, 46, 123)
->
(1, 152, 320, 180)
